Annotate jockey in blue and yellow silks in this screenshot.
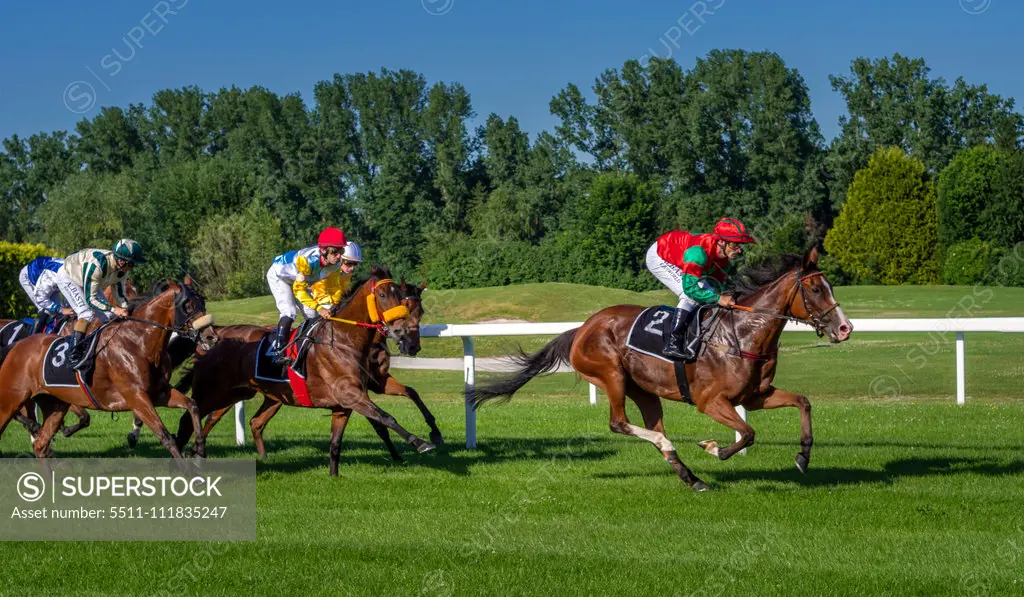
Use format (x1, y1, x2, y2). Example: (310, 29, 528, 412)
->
(265, 229, 360, 362)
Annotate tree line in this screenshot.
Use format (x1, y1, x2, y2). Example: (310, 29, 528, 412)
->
(1, 50, 1022, 299)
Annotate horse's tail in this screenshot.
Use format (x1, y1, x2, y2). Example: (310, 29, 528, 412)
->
(472, 328, 578, 408)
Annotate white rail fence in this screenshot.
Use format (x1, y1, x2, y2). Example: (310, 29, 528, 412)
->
(232, 317, 1024, 448)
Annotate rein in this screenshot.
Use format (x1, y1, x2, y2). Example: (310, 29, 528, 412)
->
(711, 270, 841, 361)
(326, 278, 408, 336)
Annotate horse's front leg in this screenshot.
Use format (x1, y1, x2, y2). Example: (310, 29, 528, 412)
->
(380, 375, 442, 445)
(744, 387, 813, 473)
(697, 395, 756, 461)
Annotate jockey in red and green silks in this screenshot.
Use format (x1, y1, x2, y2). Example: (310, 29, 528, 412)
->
(645, 217, 756, 361)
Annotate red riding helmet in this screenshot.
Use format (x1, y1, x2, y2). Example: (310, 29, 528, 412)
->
(317, 227, 347, 249)
(713, 218, 756, 243)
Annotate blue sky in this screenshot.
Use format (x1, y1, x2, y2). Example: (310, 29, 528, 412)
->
(1, 0, 1020, 145)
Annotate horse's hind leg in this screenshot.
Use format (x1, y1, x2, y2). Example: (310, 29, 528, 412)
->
(201, 406, 231, 438)
(745, 388, 813, 473)
(60, 405, 91, 438)
(380, 375, 443, 445)
(697, 395, 756, 461)
(249, 397, 281, 458)
(622, 381, 708, 491)
(15, 403, 41, 437)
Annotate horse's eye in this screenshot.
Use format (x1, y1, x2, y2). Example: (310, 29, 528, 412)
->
(812, 286, 821, 294)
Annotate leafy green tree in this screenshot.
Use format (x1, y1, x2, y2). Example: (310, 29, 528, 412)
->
(824, 147, 939, 284)
(828, 53, 1022, 207)
(937, 145, 1003, 248)
(558, 173, 658, 281)
(190, 200, 284, 300)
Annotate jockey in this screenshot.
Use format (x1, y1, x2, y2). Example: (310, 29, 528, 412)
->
(309, 241, 363, 309)
(265, 229, 358, 362)
(18, 256, 67, 334)
(58, 239, 145, 367)
(645, 217, 756, 361)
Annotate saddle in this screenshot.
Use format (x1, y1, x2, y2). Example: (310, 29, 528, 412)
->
(625, 305, 718, 404)
(43, 330, 102, 388)
(254, 318, 321, 383)
(626, 305, 714, 363)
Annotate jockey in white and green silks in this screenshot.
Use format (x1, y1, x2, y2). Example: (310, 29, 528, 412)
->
(54, 239, 145, 367)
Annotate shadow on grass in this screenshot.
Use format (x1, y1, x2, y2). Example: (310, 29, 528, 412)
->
(38, 434, 621, 477)
(593, 456, 1024, 489)
(712, 456, 1024, 488)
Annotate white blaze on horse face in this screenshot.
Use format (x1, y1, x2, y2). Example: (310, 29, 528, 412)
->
(822, 277, 853, 341)
(627, 424, 675, 452)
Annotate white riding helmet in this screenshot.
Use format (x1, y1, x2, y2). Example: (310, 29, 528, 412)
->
(342, 241, 363, 263)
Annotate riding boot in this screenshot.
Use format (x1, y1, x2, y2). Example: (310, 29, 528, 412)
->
(68, 330, 87, 368)
(30, 311, 52, 335)
(270, 317, 293, 365)
(663, 307, 696, 361)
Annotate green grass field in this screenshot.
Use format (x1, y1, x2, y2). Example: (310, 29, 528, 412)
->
(0, 284, 1021, 596)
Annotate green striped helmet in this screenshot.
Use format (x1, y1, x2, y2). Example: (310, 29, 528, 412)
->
(112, 239, 146, 264)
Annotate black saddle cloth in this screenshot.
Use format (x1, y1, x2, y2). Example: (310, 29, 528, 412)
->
(42, 332, 100, 388)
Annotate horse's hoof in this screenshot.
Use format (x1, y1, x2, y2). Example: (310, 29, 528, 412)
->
(416, 441, 436, 454)
(430, 432, 444, 445)
(690, 480, 710, 492)
(126, 434, 138, 449)
(795, 453, 809, 474)
(697, 440, 720, 458)
(61, 428, 74, 438)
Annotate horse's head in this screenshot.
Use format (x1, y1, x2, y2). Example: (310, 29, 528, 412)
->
(169, 277, 219, 352)
(394, 279, 427, 356)
(787, 247, 853, 343)
(364, 266, 417, 356)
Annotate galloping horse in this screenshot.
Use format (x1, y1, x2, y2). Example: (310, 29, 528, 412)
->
(473, 248, 853, 491)
(4, 280, 140, 438)
(0, 280, 218, 461)
(194, 279, 444, 456)
(174, 267, 436, 475)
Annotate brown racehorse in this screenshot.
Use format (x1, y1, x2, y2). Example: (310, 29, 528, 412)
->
(0, 280, 218, 462)
(5, 280, 140, 438)
(472, 248, 853, 492)
(195, 279, 444, 456)
(174, 267, 436, 475)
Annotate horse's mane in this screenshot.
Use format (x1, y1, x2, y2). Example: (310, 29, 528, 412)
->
(337, 265, 393, 308)
(126, 279, 187, 314)
(727, 254, 811, 299)
(126, 291, 160, 315)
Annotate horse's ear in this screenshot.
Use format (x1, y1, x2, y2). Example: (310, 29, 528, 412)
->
(803, 246, 820, 270)
(420, 280, 428, 290)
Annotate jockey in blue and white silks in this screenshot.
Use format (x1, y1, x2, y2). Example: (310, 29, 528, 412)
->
(20, 256, 66, 334)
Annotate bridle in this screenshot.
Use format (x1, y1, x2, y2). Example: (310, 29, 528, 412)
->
(328, 278, 410, 339)
(792, 271, 841, 337)
(725, 270, 840, 338)
(123, 284, 216, 343)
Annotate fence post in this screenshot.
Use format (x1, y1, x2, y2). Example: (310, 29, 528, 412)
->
(464, 336, 477, 449)
(589, 383, 598, 405)
(956, 332, 966, 405)
(234, 401, 245, 446)
(736, 405, 747, 455)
